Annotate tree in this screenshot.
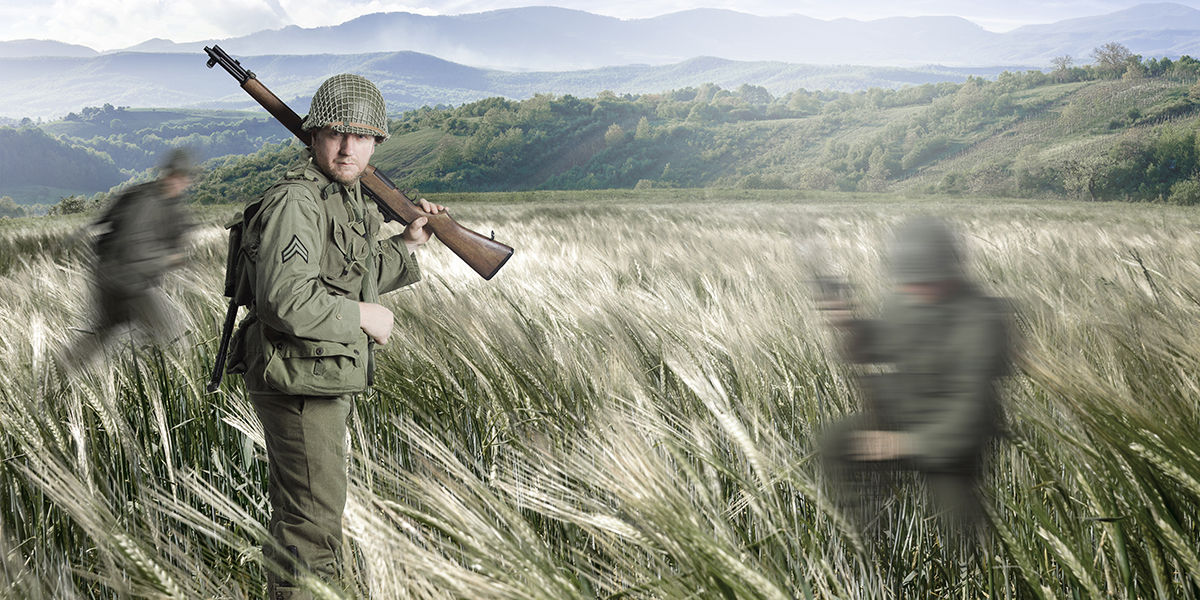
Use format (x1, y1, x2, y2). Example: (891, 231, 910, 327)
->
(1169, 178, 1200, 205)
(1123, 61, 1148, 80)
(685, 103, 722, 124)
(1061, 156, 1110, 201)
(604, 123, 626, 146)
(0, 196, 25, 218)
(1091, 42, 1135, 77)
(1051, 55, 1074, 82)
(634, 116, 652, 140)
(694, 83, 721, 103)
(49, 195, 90, 215)
(786, 90, 821, 116)
(736, 84, 773, 105)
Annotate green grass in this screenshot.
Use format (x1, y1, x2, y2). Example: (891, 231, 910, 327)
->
(2, 191, 1200, 598)
(376, 128, 451, 174)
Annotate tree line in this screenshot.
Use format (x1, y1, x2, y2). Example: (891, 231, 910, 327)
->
(53, 105, 291, 172)
(0, 127, 125, 191)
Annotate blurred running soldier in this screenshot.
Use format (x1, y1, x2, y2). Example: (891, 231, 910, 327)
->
(819, 216, 1011, 537)
(59, 148, 195, 369)
(227, 73, 445, 599)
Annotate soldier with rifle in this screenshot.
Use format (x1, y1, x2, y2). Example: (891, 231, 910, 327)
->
(228, 73, 444, 599)
(818, 216, 1011, 543)
(204, 46, 511, 598)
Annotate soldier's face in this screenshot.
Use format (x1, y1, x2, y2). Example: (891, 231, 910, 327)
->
(312, 126, 376, 185)
(161, 173, 191, 198)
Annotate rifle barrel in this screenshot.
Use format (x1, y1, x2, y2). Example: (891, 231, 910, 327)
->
(204, 45, 251, 84)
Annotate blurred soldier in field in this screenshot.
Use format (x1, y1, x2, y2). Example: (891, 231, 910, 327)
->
(819, 216, 1011, 539)
(59, 148, 196, 370)
(224, 73, 445, 599)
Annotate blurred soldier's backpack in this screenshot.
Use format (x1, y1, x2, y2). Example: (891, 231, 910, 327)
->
(90, 182, 157, 298)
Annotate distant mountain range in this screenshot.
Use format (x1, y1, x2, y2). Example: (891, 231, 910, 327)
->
(4, 3, 1200, 120)
(0, 39, 96, 58)
(6, 3, 1200, 70)
(0, 52, 1010, 121)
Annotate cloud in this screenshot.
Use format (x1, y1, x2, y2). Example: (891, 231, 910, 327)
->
(6, 0, 1200, 49)
(0, 0, 290, 50)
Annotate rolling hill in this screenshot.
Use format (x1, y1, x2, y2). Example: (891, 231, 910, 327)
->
(14, 49, 1200, 211)
(173, 61, 1200, 206)
(354, 69, 1200, 202)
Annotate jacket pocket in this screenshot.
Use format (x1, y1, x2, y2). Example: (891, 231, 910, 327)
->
(321, 220, 368, 297)
(261, 327, 368, 396)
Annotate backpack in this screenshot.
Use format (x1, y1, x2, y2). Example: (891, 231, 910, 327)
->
(205, 201, 258, 393)
(205, 168, 325, 393)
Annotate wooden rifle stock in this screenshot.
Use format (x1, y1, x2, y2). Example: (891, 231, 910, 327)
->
(204, 44, 513, 279)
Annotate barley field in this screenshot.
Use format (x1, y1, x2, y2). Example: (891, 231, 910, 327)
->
(2, 189, 1200, 599)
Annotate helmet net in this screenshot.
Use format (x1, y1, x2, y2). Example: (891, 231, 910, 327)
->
(301, 74, 390, 141)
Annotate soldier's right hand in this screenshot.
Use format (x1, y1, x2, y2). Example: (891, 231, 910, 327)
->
(358, 302, 395, 345)
(401, 198, 447, 253)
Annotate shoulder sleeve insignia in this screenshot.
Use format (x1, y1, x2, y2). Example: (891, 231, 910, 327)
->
(281, 235, 310, 264)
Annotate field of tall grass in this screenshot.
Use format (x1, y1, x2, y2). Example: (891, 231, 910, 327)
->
(2, 189, 1200, 598)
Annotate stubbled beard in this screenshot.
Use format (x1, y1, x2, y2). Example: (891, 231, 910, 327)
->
(323, 164, 362, 186)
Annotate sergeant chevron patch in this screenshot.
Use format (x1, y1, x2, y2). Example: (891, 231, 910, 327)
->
(281, 235, 309, 263)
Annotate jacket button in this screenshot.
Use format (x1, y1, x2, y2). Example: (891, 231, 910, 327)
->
(315, 348, 325, 356)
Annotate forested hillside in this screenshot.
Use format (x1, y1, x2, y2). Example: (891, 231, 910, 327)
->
(332, 52, 1200, 203)
(0, 127, 124, 207)
(41, 105, 291, 172)
(0, 106, 292, 207)
(18, 48, 1200, 215)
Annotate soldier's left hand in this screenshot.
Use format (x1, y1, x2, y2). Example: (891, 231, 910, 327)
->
(401, 198, 446, 251)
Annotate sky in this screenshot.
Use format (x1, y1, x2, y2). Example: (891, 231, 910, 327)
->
(2, 0, 1198, 51)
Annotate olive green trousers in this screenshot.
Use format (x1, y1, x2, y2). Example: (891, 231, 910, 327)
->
(252, 392, 352, 600)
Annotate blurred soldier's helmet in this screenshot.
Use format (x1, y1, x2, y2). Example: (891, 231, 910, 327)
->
(888, 216, 964, 284)
(301, 73, 390, 141)
(160, 147, 195, 177)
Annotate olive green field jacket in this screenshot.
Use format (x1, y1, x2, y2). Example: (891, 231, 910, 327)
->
(232, 153, 420, 396)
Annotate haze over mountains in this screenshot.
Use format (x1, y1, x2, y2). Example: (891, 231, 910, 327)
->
(0, 51, 1010, 121)
(7, 3, 1200, 69)
(3, 2, 1200, 120)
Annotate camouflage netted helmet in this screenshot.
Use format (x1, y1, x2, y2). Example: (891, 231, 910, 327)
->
(888, 216, 964, 284)
(301, 73, 390, 141)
